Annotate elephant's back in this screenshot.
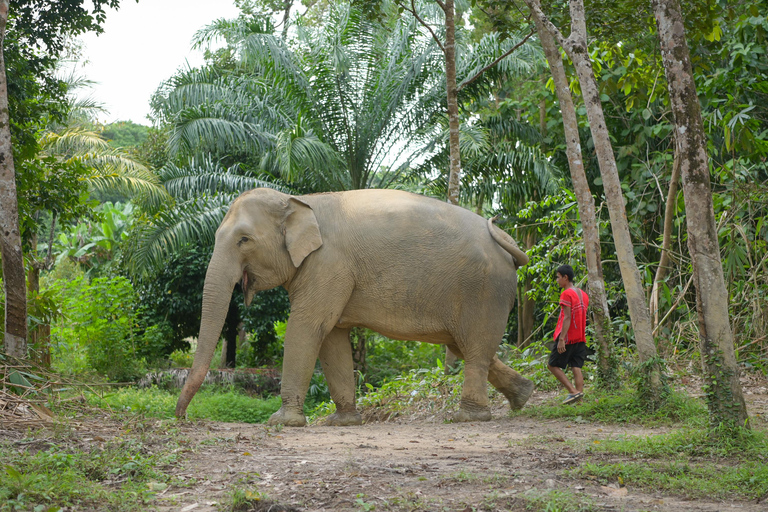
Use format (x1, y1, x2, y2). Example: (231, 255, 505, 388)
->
(306, 189, 517, 278)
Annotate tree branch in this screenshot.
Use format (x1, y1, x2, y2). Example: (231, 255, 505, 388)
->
(458, 27, 535, 92)
(398, 0, 445, 53)
(523, 0, 567, 49)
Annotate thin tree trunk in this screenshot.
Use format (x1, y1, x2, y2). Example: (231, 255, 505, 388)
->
(530, 8, 618, 387)
(281, 0, 293, 40)
(518, 230, 536, 347)
(651, 0, 749, 427)
(650, 149, 681, 331)
(0, 0, 27, 357)
(443, 0, 461, 206)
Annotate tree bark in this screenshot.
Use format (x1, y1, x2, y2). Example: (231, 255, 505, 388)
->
(650, 148, 681, 331)
(0, 0, 27, 357)
(518, 230, 536, 347)
(526, 0, 659, 393)
(651, 0, 749, 427)
(443, 0, 461, 207)
(281, 0, 293, 40)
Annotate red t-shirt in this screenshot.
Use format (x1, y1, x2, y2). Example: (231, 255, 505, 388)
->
(554, 287, 589, 344)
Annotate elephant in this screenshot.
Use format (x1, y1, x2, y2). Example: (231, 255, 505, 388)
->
(175, 188, 535, 426)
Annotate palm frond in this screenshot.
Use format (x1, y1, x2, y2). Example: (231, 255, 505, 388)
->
(127, 194, 237, 276)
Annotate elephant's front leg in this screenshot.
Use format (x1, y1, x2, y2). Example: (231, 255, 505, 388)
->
(319, 328, 362, 426)
(268, 316, 328, 427)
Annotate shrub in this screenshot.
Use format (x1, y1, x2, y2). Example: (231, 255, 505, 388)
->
(50, 276, 145, 381)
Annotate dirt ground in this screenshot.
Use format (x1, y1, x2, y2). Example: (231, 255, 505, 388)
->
(149, 383, 768, 512)
(3, 376, 766, 512)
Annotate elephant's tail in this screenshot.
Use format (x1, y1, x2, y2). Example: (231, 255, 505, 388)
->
(488, 217, 529, 267)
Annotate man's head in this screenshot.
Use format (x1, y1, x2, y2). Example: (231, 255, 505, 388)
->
(556, 264, 575, 288)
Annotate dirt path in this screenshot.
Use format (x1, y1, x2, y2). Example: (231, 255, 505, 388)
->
(155, 389, 768, 512)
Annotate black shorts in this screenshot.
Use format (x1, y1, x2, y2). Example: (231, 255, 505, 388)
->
(548, 341, 587, 369)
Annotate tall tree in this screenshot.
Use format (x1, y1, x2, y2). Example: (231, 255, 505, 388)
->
(525, 0, 663, 400)
(2, 0, 124, 357)
(0, 0, 26, 356)
(651, 0, 749, 427)
(532, 17, 617, 387)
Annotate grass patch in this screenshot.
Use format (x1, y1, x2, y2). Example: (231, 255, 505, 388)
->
(520, 489, 599, 511)
(575, 426, 768, 501)
(0, 431, 177, 511)
(513, 386, 708, 427)
(87, 385, 282, 423)
(586, 424, 768, 459)
(574, 460, 768, 500)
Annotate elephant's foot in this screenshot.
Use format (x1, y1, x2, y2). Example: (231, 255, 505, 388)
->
(325, 410, 363, 426)
(506, 377, 535, 410)
(453, 407, 492, 423)
(267, 407, 307, 427)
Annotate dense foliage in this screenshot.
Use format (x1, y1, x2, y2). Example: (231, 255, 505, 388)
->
(3, 0, 766, 415)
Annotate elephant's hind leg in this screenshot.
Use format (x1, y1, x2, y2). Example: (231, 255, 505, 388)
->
(319, 328, 362, 426)
(447, 344, 493, 422)
(488, 356, 535, 410)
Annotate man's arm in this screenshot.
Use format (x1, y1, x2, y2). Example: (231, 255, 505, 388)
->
(558, 305, 571, 353)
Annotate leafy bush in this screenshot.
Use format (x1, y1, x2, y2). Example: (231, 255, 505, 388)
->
(355, 362, 465, 420)
(49, 275, 145, 381)
(364, 334, 445, 387)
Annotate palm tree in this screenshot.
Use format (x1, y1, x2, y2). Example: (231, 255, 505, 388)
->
(153, 1, 444, 191)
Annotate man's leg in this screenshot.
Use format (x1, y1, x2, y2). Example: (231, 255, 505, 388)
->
(571, 367, 584, 393)
(548, 365, 577, 394)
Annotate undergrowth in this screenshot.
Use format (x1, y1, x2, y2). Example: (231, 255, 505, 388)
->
(511, 385, 708, 427)
(575, 459, 768, 500)
(574, 426, 768, 500)
(86, 385, 282, 423)
(521, 489, 599, 511)
(340, 361, 465, 421)
(0, 430, 179, 511)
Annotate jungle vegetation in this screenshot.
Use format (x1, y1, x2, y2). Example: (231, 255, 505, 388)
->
(1, 0, 767, 431)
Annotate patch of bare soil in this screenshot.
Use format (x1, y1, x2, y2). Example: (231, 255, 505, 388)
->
(152, 387, 768, 512)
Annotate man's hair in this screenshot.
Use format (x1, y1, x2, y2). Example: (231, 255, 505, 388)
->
(557, 264, 575, 283)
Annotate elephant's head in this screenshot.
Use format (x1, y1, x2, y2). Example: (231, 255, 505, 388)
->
(175, 188, 323, 418)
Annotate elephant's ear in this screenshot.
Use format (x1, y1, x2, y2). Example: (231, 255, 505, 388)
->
(284, 197, 323, 268)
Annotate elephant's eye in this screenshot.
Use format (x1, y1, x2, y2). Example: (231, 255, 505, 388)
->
(237, 236, 249, 246)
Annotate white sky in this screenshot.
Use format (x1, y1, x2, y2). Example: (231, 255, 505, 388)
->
(74, 0, 241, 125)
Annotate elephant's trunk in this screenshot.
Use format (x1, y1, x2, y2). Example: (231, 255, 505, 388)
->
(176, 254, 237, 418)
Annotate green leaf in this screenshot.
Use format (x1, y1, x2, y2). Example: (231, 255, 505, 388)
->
(9, 371, 33, 390)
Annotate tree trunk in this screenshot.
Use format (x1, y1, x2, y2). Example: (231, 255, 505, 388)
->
(443, 0, 461, 207)
(518, 231, 536, 347)
(530, 7, 617, 387)
(0, 0, 27, 357)
(650, 148, 681, 332)
(441, 0, 462, 370)
(651, 0, 749, 428)
(281, 0, 293, 40)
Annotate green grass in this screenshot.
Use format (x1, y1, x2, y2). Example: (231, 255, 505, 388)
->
(575, 460, 768, 500)
(0, 433, 178, 511)
(574, 426, 768, 500)
(586, 423, 768, 459)
(513, 386, 708, 427)
(86, 385, 282, 423)
(520, 489, 599, 512)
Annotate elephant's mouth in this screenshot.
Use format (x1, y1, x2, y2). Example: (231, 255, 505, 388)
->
(241, 268, 257, 307)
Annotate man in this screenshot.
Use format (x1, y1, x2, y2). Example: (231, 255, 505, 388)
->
(548, 264, 589, 405)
